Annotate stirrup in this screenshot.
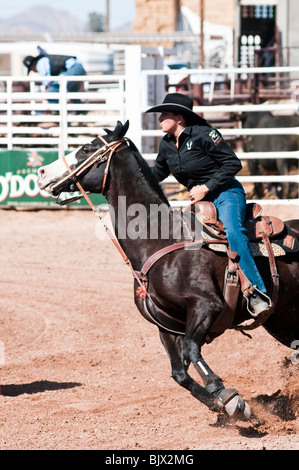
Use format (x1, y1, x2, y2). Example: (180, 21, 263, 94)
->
(245, 286, 271, 318)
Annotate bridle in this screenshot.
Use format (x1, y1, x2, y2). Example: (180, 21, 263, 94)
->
(52, 134, 149, 296)
(53, 135, 127, 206)
(46, 134, 278, 335)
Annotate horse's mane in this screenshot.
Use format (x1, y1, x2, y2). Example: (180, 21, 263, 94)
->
(126, 139, 170, 205)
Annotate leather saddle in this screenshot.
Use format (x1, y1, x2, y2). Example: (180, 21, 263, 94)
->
(190, 201, 285, 242)
(184, 201, 286, 336)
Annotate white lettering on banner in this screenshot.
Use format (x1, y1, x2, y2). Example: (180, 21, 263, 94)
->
(10, 174, 24, 198)
(24, 174, 40, 197)
(0, 171, 51, 202)
(0, 175, 9, 202)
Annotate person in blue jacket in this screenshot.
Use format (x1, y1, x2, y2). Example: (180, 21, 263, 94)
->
(146, 93, 270, 316)
(23, 53, 86, 101)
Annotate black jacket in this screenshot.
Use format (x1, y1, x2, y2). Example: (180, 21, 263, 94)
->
(38, 54, 77, 75)
(152, 124, 242, 192)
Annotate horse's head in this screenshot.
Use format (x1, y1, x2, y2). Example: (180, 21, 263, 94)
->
(37, 120, 129, 197)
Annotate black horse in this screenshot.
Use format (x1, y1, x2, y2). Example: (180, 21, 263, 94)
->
(37, 121, 299, 421)
(241, 111, 298, 199)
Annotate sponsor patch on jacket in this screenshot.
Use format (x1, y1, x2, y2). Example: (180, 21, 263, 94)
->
(209, 130, 222, 145)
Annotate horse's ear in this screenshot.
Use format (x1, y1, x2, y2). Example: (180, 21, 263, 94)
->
(114, 120, 129, 138)
(123, 120, 129, 134)
(103, 121, 129, 140)
(103, 127, 113, 135)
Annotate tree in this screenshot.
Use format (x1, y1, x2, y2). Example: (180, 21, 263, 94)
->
(88, 12, 105, 32)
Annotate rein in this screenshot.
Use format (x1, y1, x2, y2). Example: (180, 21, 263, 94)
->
(58, 136, 222, 305)
(59, 135, 149, 297)
(58, 137, 228, 313)
(57, 136, 277, 335)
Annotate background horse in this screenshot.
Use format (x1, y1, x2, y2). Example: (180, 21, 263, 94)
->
(37, 121, 299, 421)
(241, 111, 298, 199)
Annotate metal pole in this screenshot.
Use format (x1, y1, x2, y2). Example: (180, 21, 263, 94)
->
(200, 0, 204, 67)
(106, 0, 110, 32)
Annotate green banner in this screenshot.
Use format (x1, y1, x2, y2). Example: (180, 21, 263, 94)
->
(0, 150, 106, 208)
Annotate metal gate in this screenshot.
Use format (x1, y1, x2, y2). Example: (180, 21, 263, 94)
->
(0, 46, 298, 207)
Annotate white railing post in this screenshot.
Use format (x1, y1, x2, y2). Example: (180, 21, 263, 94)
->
(6, 79, 13, 150)
(59, 77, 68, 157)
(124, 46, 166, 152)
(124, 45, 143, 150)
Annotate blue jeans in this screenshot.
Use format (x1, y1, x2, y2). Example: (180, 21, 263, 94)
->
(205, 179, 267, 294)
(47, 63, 86, 103)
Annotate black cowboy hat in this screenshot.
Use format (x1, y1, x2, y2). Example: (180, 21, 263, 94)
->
(146, 93, 207, 125)
(23, 56, 38, 74)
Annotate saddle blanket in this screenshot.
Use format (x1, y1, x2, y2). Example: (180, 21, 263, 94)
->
(201, 223, 299, 257)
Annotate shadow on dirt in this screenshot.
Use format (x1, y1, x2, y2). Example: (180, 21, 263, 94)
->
(1, 380, 81, 397)
(252, 389, 297, 421)
(211, 412, 269, 438)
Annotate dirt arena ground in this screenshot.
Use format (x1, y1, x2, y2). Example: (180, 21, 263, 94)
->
(0, 205, 298, 451)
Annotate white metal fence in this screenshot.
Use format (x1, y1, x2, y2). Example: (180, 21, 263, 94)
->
(140, 65, 299, 206)
(0, 51, 298, 206)
(0, 74, 126, 155)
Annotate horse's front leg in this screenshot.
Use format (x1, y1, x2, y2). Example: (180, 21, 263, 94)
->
(184, 299, 251, 420)
(159, 331, 220, 413)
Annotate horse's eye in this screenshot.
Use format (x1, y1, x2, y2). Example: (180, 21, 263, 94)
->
(81, 146, 89, 153)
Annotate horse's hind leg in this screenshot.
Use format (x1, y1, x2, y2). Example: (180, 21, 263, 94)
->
(181, 300, 251, 420)
(159, 331, 220, 413)
(184, 338, 251, 420)
(160, 331, 250, 419)
(192, 354, 251, 420)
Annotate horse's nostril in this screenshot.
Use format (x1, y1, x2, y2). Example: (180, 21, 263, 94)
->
(38, 168, 46, 178)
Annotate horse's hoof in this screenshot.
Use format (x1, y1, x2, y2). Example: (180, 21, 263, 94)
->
(225, 394, 251, 421)
(216, 388, 251, 421)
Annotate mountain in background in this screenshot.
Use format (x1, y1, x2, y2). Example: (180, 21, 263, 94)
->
(0, 5, 132, 34)
(0, 5, 88, 34)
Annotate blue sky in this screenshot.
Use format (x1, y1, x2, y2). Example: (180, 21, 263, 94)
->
(1, 0, 136, 30)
